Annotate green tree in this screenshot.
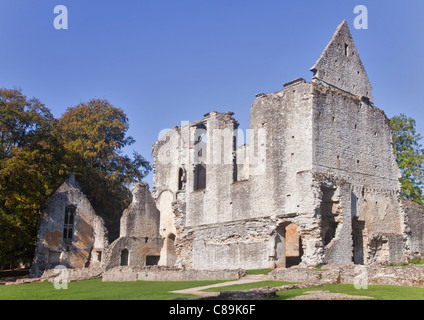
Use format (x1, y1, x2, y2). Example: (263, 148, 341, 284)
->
(390, 114, 424, 206)
(0, 88, 65, 268)
(0, 91, 151, 268)
(56, 99, 151, 240)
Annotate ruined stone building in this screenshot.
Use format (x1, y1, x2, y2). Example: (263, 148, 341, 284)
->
(105, 182, 163, 269)
(31, 21, 424, 277)
(149, 20, 423, 269)
(30, 174, 108, 277)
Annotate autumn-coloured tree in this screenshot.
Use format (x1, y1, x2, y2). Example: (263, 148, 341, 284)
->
(56, 99, 151, 240)
(0, 89, 66, 268)
(0, 91, 151, 268)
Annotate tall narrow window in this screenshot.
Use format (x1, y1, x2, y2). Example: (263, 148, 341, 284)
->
(194, 164, 206, 190)
(121, 249, 129, 266)
(344, 43, 349, 56)
(178, 167, 186, 191)
(63, 205, 75, 242)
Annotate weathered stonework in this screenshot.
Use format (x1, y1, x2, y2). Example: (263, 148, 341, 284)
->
(104, 182, 163, 269)
(402, 200, 424, 258)
(148, 20, 423, 271)
(31, 21, 424, 280)
(30, 174, 108, 277)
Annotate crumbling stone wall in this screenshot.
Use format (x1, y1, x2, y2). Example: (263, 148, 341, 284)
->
(105, 182, 163, 269)
(402, 200, 424, 257)
(30, 174, 108, 277)
(144, 20, 412, 271)
(102, 266, 245, 282)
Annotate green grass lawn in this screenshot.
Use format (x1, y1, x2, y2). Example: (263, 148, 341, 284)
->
(245, 269, 273, 275)
(1, 277, 423, 300)
(0, 278, 227, 300)
(274, 284, 424, 300)
(202, 280, 297, 292)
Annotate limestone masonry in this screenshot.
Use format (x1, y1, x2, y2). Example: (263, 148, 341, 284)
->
(30, 21, 424, 279)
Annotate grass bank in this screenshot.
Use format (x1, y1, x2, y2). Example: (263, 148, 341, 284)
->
(0, 278, 227, 300)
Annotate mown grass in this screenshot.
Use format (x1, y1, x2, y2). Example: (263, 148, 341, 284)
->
(202, 280, 297, 292)
(1, 277, 423, 300)
(273, 284, 424, 300)
(0, 278, 227, 300)
(245, 269, 273, 275)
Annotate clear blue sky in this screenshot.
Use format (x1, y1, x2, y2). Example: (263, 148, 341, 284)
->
(1, 0, 423, 186)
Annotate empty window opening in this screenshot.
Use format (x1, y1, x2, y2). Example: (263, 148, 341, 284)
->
(95, 251, 102, 262)
(194, 164, 206, 190)
(352, 217, 365, 265)
(178, 167, 186, 191)
(144, 237, 149, 243)
(146, 256, 160, 266)
(120, 249, 129, 266)
(194, 124, 207, 164)
(63, 205, 75, 242)
(344, 43, 349, 56)
(320, 187, 339, 248)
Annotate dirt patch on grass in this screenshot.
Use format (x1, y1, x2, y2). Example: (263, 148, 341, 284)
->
(288, 290, 374, 300)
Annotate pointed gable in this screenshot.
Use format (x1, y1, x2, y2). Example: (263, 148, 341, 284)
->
(310, 20, 373, 102)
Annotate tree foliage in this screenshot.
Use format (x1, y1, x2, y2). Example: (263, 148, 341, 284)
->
(390, 114, 424, 206)
(0, 89, 65, 268)
(0, 89, 151, 268)
(56, 99, 151, 239)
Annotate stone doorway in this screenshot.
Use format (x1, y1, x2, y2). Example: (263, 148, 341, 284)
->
(274, 222, 303, 268)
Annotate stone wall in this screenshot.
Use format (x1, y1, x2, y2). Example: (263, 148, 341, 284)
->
(271, 265, 424, 287)
(105, 182, 163, 269)
(402, 200, 424, 256)
(147, 20, 411, 271)
(30, 174, 108, 277)
(102, 266, 245, 282)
